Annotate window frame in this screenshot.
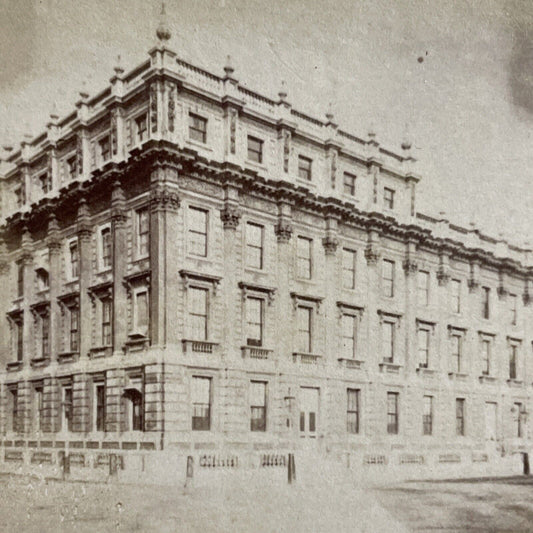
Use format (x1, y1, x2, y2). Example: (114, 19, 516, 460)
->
(341, 312, 358, 360)
(136, 207, 150, 259)
(342, 248, 356, 290)
(98, 224, 112, 271)
(98, 134, 111, 164)
(188, 112, 208, 144)
(247, 135, 263, 164)
(451, 279, 461, 313)
(387, 391, 399, 435)
(296, 304, 313, 354)
(245, 296, 264, 347)
(347, 388, 360, 434)
(297, 155, 313, 181)
(382, 259, 395, 298)
(135, 112, 148, 144)
(423, 395, 433, 436)
(67, 238, 79, 280)
(383, 187, 395, 210)
(188, 286, 209, 341)
(343, 172, 356, 196)
(191, 376, 212, 431)
(187, 206, 209, 258)
(417, 327, 430, 369)
(132, 287, 150, 337)
(296, 235, 313, 280)
(417, 270, 430, 306)
(245, 222, 264, 270)
(382, 320, 396, 364)
(456, 398, 465, 436)
(250, 380, 267, 432)
(101, 297, 113, 347)
(481, 286, 490, 319)
(94, 381, 106, 432)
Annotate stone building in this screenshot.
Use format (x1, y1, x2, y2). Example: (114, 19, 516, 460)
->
(0, 22, 530, 479)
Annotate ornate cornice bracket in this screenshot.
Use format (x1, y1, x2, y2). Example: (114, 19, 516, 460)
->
(220, 205, 241, 230)
(437, 268, 451, 287)
(322, 235, 339, 255)
(149, 185, 180, 212)
(402, 259, 418, 275)
(275, 221, 293, 243)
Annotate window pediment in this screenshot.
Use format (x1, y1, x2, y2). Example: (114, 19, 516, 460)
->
(180, 269, 221, 294)
(58, 292, 79, 309)
(290, 292, 324, 311)
(88, 281, 113, 302)
(238, 281, 276, 304)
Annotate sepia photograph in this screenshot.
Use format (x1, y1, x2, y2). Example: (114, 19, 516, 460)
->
(1, 0, 533, 531)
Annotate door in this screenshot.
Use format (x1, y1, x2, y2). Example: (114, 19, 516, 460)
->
(299, 387, 319, 438)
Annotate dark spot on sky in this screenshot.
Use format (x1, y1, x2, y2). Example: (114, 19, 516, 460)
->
(418, 57, 424, 63)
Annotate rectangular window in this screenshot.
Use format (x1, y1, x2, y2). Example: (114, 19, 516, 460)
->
(100, 226, 112, 270)
(15, 185, 24, 207)
(69, 240, 79, 279)
(101, 298, 112, 346)
(10, 389, 19, 433)
(134, 290, 149, 336)
(417, 328, 430, 368)
(126, 389, 143, 432)
(95, 383, 106, 432)
(62, 385, 73, 432)
(17, 261, 23, 297)
(99, 136, 111, 163)
(67, 156, 77, 180)
(342, 249, 356, 289)
(382, 321, 395, 363)
(341, 313, 357, 359)
(509, 344, 518, 380)
(456, 398, 465, 436)
(343, 172, 356, 196)
(296, 236, 312, 279)
(347, 389, 360, 434)
(36, 268, 49, 292)
(246, 297, 263, 347)
(481, 339, 491, 376)
(247, 135, 263, 163)
(451, 334, 462, 373)
(39, 172, 52, 194)
(514, 402, 523, 438)
(482, 287, 490, 319)
(192, 376, 211, 431)
(250, 381, 267, 432)
(451, 279, 461, 313)
(69, 307, 79, 352)
(188, 206, 208, 257)
(510, 294, 518, 326)
(387, 392, 399, 435)
(246, 222, 263, 269)
(189, 113, 207, 144)
(15, 319, 23, 362)
(297, 155, 312, 181)
(384, 187, 395, 209)
(382, 259, 395, 297)
(423, 395, 433, 436)
(34, 386, 44, 432)
(418, 270, 430, 306)
(135, 113, 148, 143)
(136, 208, 150, 258)
(41, 315, 50, 358)
(296, 305, 312, 353)
(189, 287, 208, 341)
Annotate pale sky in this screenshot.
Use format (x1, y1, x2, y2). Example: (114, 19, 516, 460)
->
(1, 0, 533, 244)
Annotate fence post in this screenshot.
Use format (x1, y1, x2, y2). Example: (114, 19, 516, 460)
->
(288, 453, 296, 484)
(523, 452, 530, 475)
(184, 455, 194, 488)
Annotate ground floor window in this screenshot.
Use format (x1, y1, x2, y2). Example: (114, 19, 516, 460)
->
(192, 376, 211, 431)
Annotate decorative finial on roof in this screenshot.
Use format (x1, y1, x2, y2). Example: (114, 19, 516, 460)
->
(79, 80, 89, 101)
(156, 2, 171, 43)
(114, 55, 125, 77)
(49, 101, 59, 122)
(401, 122, 412, 151)
(22, 122, 32, 143)
(325, 102, 335, 123)
(278, 80, 288, 102)
(224, 55, 235, 78)
(2, 126, 13, 153)
(368, 121, 377, 140)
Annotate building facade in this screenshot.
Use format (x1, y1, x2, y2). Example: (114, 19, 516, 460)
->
(0, 33, 531, 478)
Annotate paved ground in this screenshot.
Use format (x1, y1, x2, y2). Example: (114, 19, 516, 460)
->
(375, 476, 533, 532)
(0, 472, 406, 533)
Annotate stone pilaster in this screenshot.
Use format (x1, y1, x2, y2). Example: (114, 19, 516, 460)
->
(322, 216, 339, 364)
(21, 227, 34, 365)
(77, 198, 92, 358)
(0, 238, 11, 365)
(403, 239, 418, 373)
(41, 376, 55, 434)
(144, 364, 164, 434)
(364, 229, 381, 370)
(111, 181, 128, 352)
(105, 368, 125, 434)
(17, 380, 31, 436)
(149, 163, 180, 347)
(47, 215, 61, 361)
(72, 373, 89, 433)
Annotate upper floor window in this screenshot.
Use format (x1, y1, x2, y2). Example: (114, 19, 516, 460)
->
(188, 287, 208, 341)
(296, 236, 312, 279)
(188, 207, 208, 257)
(250, 381, 267, 432)
(101, 298, 112, 346)
(66, 155, 77, 180)
(36, 268, 49, 292)
(136, 208, 150, 258)
(423, 395, 433, 436)
(382, 321, 395, 363)
(15, 185, 24, 207)
(482, 287, 490, 319)
(133, 288, 149, 337)
(14, 318, 23, 362)
(61, 385, 73, 432)
(343, 173, 356, 196)
(417, 328, 430, 368)
(98, 136, 111, 163)
(38, 172, 52, 194)
(382, 259, 395, 298)
(509, 294, 518, 326)
(347, 388, 360, 434)
(135, 113, 148, 143)
(99, 226, 112, 270)
(450, 334, 462, 373)
(17, 261, 24, 297)
(481, 339, 491, 376)
(296, 305, 313, 353)
(509, 344, 518, 380)
(418, 270, 430, 306)
(68, 239, 79, 279)
(247, 135, 263, 164)
(387, 392, 399, 435)
(10, 389, 19, 433)
(383, 187, 395, 209)
(41, 315, 50, 359)
(246, 296, 264, 347)
(188, 113, 207, 144)
(192, 376, 211, 431)
(342, 249, 356, 289)
(297, 155, 312, 181)
(69, 306, 79, 353)
(451, 279, 461, 313)
(246, 222, 263, 270)
(341, 313, 357, 360)
(456, 398, 465, 436)
(514, 402, 524, 438)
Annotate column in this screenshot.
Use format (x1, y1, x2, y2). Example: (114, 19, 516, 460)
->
(0, 237, 11, 364)
(111, 181, 128, 352)
(105, 368, 125, 435)
(322, 215, 339, 363)
(17, 381, 31, 437)
(402, 238, 418, 373)
(47, 214, 61, 361)
(77, 198, 92, 358)
(149, 161, 180, 347)
(21, 227, 34, 365)
(72, 373, 89, 433)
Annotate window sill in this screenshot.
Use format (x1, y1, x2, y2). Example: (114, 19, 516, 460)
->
(416, 366, 436, 376)
(379, 362, 402, 374)
(30, 357, 50, 369)
(6, 361, 23, 372)
(292, 352, 321, 364)
(507, 379, 524, 388)
(182, 339, 219, 354)
(58, 352, 79, 364)
(448, 372, 468, 381)
(241, 346, 272, 360)
(337, 358, 364, 370)
(296, 178, 315, 188)
(124, 334, 150, 353)
(89, 346, 113, 359)
(479, 375, 498, 384)
(185, 138, 213, 152)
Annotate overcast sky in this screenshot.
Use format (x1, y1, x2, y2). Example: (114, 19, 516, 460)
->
(1, 0, 533, 244)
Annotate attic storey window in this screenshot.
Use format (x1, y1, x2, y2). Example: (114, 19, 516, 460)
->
(67, 156, 77, 180)
(384, 187, 395, 209)
(247, 136, 263, 163)
(38, 172, 52, 194)
(343, 172, 356, 196)
(135, 113, 148, 143)
(297, 155, 312, 181)
(99, 136, 111, 163)
(188, 113, 207, 144)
